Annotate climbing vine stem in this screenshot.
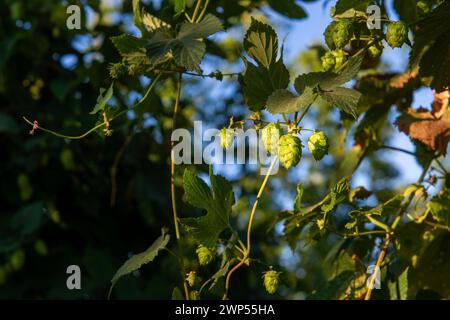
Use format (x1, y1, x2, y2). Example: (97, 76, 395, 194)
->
(23, 73, 162, 140)
(223, 155, 278, 300)
(364, 158, 433, 300)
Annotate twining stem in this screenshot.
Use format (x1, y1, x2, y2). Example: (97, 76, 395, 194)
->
(295, 96, 318, 127)
(23, 73, 162, 140)
(364, 159, 433, 300)
(196, 0, 210, 23)
(378, 145, 416, 156)
(191, 0, 203, 22)
(365, 233, 391, 298)
(171, 74, 183, 241)
(223, 156, 278, 300)
(110, 132, 134, 207)
(169, 73, 190, 300)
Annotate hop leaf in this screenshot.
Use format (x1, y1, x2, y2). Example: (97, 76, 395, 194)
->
(308, 131, 329, 161)
(219, 128, 234, 150)
(262, 269, 280, 294)
(186, 271, 197, 287)
(386, 21, 408, 48)
(321, 51, 335, 71)
(196, 245, 214, 266)
(279, 134, 303, 169)
(332, 20, 353, 49)
(261, 123, 284, 155)
(324, 21, 338, 50)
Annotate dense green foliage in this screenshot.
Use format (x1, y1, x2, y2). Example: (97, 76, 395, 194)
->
(0, 0, 449, 300)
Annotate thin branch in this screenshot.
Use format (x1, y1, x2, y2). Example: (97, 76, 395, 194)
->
(110, 133, 134, 207)
(171, 73, 183, 241)
(196, 0, 210, 23)
(23, 74, 162, 140)
(223, 156, 278, 300)
(364, 158, 432, 300)
(378, 145, 415, 156)
(191, 0, 203, 22)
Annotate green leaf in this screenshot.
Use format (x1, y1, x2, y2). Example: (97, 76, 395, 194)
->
(172, 287, 185, 300)
(142, 12, 170, 32)
(174, 0, 186, 16)
(241, 19, 290, 111)
(111, 34, 149, 65)
(267, 0, 307, 19)
(178, 14, 223, 39)
(410, 2, 450, 91)
(132, 0, 144, 32)
(242, 58, 290, 111)
(10, 202, 45, 236)
(293, 56, 362, 117)
(266, 88, 315, 114)
(427, 189, 450, 226)
(320, 87, 360, 118)
(321, 56, 363, 89)
(181, 166, 235, 246)
(89, 83, 114, 115)
(146, 14, 223, 72)
(146, 28, 176, 66)
(335, 0, 370, 16)
(244, 18, 279, 69)
(389, 267, 409, 300)
(0, 112, 19, 134)
(109, 228, 170, 297)
(294, 183, 304, 212)
(294, 72, 329, 94)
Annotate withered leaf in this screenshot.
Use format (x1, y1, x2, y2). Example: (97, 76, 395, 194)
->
(395, 107, 450, 155)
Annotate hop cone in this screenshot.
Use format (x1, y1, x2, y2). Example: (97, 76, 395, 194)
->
(219, 128, 234, 150)
(263, 269, 280, 295)
(196, 245, 214, 266)
(186, 271, 197, 287)
(279, 134, 302, 169)
(261, 123, 283, 155)
(8, 249, 25, 271)
(368, 43, 383, 58)
(321, 51, 336, 71)
(386, 21, 408, 48)
(308, 131, 329, 161)
(332, 20, 353, 49)
(331, 49, 347, 70)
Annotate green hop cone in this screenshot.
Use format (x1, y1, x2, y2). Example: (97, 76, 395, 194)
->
(34, 239, 48, 256)
(261, 123, 283, 155)
(321, 51, 336, 71)
(324, 21, 338, 50)
(8, 249, 25, 271)
(368, 42, 384, 58)
(308, 131, 329, 161)
(416, 1, 430, 15)
(262, 269, 280, 295)
(186, 271, 197, 287)
(386, 21, 408, 48)
(331, 49, 347, 70)
(332, 20, 353, 49)
(279, 134, 302, 169)
(196, 245, 214, 266)
(109, 62, 124, 79)
(219, 128, 234, 150)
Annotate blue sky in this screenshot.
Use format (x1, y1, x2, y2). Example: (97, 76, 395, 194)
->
(65, 0, 443, 191)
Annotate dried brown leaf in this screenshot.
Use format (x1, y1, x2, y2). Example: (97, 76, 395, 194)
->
(395, 108, 450, 155)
